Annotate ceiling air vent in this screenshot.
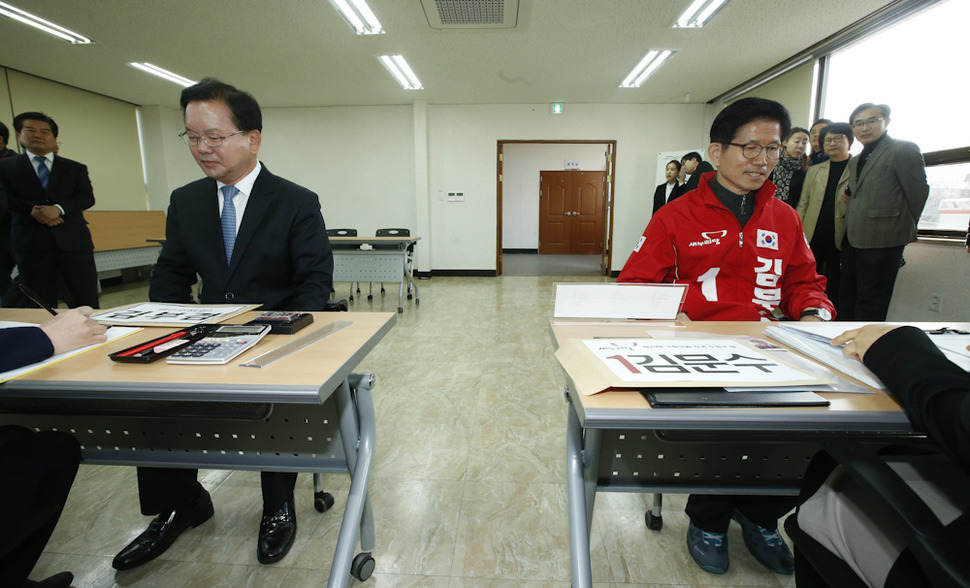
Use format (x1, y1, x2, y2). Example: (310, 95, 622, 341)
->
(421, 0, 519, 29)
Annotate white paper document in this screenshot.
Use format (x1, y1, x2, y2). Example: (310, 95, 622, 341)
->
(93, 303, 250, 326)
(554, 283, 687, 319)
(764, 324, 886, 390)
(582, 338, 829, 386)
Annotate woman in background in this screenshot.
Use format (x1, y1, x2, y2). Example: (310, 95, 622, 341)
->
(770, 126, 810, 208)
(797, 122, 853, 310)
(652, 159, 682, 214)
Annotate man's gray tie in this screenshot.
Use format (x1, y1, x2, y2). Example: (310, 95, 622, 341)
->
(221, 185, 239, 264)
(35, 155, 50, 189)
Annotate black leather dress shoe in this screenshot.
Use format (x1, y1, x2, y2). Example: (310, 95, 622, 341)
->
(112, 489, 213, 571)
(257, 499, 297, 564)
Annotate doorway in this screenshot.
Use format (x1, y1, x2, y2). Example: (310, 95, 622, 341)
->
(496, 140, 617, 276)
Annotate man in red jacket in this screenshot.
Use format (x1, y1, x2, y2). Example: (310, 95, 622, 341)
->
(618, 97, 835, 575)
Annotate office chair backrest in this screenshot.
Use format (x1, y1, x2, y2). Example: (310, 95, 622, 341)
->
(376, 228, 409, 237)
(328, 228, 358, 237)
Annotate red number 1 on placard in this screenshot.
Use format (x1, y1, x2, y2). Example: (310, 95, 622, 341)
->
(605, 354, 641, 374)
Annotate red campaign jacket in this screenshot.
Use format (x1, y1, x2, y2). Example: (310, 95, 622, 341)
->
(618, 171, 835, 321)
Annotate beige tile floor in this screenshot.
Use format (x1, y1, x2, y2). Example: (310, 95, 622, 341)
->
(31, 275, 797, 587)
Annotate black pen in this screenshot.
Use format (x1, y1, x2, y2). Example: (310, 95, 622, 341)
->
(18, 282, 111, 329)
(18, 282, 58, 316)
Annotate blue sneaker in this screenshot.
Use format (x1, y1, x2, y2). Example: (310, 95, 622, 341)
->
(732, 510, 794, 574)
(686, 522, 729, 574)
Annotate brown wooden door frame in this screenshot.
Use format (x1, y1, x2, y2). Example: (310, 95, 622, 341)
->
(496, 140, 617, 276)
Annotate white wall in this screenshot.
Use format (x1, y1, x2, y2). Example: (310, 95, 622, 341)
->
(427, 103, 708, 271)
(502, 142, 609, 250)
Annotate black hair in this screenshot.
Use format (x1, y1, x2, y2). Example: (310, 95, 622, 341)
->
(681, 152, 702, 164)
(786, 127, 809, 140)
(819, 122, 855, 148)
(180, 77, 262, 132)
(13, 111, 57, 137)
(665, 160, 682, 172)
(0, 121, 8, 143)
(710, 98, 791, 147)
(849, 103, 891, 123)
(809, 118, 832, 130)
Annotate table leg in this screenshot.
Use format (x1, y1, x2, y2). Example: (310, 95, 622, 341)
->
(567, 396, 594, 588)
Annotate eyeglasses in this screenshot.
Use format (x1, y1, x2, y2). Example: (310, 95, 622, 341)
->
(851, 117, 885, 129)
(179, 130, 245, 147)
(823, 135, 847, 145)
(726, 142, 784, 160)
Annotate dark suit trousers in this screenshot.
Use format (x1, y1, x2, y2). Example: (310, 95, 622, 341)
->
(838, 240, 904, 322)
(0, 426, 80, 587)
(686, 494, 797, 534)
(16, 247, 99, 309)
(136, 468, 297, 515)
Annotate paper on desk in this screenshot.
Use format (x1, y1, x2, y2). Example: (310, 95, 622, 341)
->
(0, 322, 141, 383)
(555, 337, 832, 395)
(764, 325, 885, 390)
(93, 302, 259, 326)
(554, 283, 687, 319)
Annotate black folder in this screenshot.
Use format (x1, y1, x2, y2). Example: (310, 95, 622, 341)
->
(641, 388, 830, 408)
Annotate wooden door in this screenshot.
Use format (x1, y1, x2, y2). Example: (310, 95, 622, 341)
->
(539, 171, 571, 254)
(539, 170, 605, 254)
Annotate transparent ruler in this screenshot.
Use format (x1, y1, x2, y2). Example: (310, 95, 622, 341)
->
(240, 320, 352, 367)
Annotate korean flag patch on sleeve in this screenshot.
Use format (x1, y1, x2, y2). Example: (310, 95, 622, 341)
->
(756, 229, 779, 250)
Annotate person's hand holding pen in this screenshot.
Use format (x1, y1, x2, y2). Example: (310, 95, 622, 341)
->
(38, 306, 108, 354)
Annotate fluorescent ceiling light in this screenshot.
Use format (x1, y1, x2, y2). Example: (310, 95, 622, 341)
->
(0, 1, 93, 43)
(129, 63, 197, 87)
(378, 55, 423, 90)
(332, 0, 384, 35)
(673, 0, 729, 28)
(620, 50, 675, 88)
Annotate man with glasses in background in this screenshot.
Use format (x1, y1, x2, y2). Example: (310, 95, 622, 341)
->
(111, 78, 334, 572)
(840, 103, 928, 321)
(618, 97, 834, 576)
(0, 113, 99, 310)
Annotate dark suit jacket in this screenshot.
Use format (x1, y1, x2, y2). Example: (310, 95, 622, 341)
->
(149, 165, 334, 310)
(681, 161, 714, 195)
(0, 153, 95, 253)
(845, 135, 929, 249)
(652, 182, 681, 214)
(0, 326, 53, 372)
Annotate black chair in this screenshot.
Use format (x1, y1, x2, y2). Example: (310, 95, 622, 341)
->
(785, 441, 970, 588)
(326, 228, 362, 302)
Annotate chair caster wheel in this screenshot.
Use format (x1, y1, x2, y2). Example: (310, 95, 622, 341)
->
(645, 511, 663, 530)
(367, 295, 373, 300)
(314, 491, 335, 513)
(351, 552, 375, 580)
(407, 294, 413, 300)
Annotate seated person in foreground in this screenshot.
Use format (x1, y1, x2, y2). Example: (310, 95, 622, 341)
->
(1, 308, 107, 588)
(795, 324, 970, 587)
(617, 97, 836, 575)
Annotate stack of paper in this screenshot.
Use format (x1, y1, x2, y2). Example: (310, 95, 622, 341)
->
(764, 325, 885, 390)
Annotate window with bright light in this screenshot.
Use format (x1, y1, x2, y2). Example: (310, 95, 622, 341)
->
(819, 0, 970, 236)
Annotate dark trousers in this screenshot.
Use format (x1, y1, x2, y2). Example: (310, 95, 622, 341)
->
(686, 494, 798, 534)
(16, 248, 99, 309)
(838, 240, 904, 322)
(136, 468, 297, 516)
(0, 426, 80, 587)
(810, 244, 841, 316)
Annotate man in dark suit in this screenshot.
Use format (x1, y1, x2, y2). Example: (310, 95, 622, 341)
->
(840, 103, 928, 321)
(1, 306, 107, 588)
(0, 113, 99, 310)
(1, 121, 18, 306)
(112, 78, 334, 571)
(680, 151, 715, 195)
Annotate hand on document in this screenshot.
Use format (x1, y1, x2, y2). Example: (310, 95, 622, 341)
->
(831, 324, 904, 361)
